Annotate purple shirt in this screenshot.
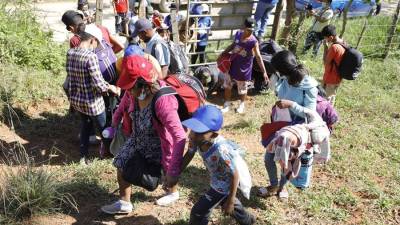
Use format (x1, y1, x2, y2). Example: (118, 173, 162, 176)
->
(229, 31, 257, 81)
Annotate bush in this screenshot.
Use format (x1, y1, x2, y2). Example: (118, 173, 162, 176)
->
(0, 148, 77, 220)
(0, 0, 67, 73)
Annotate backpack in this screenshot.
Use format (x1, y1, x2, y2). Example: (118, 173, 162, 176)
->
(151, 74, 206, 123)
(333, 43, 363, 80)
(152, 40, 189, 74)
(259, 39, 283, 55)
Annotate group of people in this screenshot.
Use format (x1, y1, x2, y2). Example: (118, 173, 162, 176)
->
(61, 0, 348, 224)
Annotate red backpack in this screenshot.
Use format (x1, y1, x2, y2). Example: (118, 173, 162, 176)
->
(151, 74, 206, 123)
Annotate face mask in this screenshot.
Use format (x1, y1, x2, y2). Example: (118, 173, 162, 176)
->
(137, 89, 147, 100)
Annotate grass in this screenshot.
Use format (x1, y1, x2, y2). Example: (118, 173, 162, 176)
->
(0, 1, 400, 224)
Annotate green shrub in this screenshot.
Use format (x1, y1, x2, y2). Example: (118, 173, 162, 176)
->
(0, 0, 67, 73)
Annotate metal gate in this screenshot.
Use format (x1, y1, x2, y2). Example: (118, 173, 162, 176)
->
(183, 0, 256, 68)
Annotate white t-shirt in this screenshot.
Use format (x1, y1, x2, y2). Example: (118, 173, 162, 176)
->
(312, 8, 334, 32)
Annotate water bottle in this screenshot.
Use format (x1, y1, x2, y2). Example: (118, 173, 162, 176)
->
(102, 127, 115, 139)
(290, 151, 313, 189)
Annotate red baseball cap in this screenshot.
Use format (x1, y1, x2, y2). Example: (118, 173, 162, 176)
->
(117, 55, 155, 90)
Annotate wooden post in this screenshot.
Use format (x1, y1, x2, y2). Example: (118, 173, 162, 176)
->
(356, 8, 374, 49)
(95, 0, 103, 25)
(340, 0, 353, 38)
(139, 0, 147, 19)
(280, 0, 296, 46)
(271, 0, 284, 40)
(383, 0, 400, 59)
(289, 11, 306, 53)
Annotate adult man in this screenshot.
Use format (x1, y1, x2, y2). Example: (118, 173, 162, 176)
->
(254, 0, 278, 41)
(302, 0, 334, 56)
(65, 25, 120, 164)
(321, 25, 345, 105)
(132, 19, 170, 78)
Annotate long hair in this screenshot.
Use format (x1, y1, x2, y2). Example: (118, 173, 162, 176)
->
(271, 50, 308, 86)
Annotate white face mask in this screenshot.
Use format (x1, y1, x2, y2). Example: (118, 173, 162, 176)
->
(137, 89, 147, 100)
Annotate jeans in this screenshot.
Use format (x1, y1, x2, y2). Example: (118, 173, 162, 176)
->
(88, 95, 117, 137)
(303, 31, 323, 56)
(79, 111, 110, 157)
(254, 2, 276, 37)
(191, 45, 206, 64)
(115, 13, 127, 34)
(190, 188, 254, 225)
(264, 152, 288, 188)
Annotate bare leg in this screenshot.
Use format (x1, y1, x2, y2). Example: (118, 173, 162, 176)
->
(117, 169, 131, 202)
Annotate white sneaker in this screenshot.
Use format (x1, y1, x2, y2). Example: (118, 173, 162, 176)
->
(89, 135, 101, 145)
(79, 157, 88, 166)
(221, 102, 231, 113)
(236, 102, 245, 114)
(101, 200, 133, 214)
(156, 191, 179, 206)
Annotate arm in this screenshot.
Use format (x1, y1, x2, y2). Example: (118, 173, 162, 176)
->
(112, 91, 130, 127)
(253, 42, 269, 82)
(87, 54, 120, 95)
(181, 147, 196, 171)
(155, 95, 187, 178)
(222, 168, 239, 215)
(109, 35, 124, 54)
(291, 88, 318, 117)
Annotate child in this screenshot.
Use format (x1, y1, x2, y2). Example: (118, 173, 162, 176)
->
(181, 105, 255, 225)
(191, 4, 213, 64)
(260, 101, 330, 199)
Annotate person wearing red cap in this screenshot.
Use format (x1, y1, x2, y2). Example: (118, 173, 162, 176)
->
(101, 55, 186, 214)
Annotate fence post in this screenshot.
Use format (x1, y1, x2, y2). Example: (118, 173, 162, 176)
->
(280, 0, 296, 46)
(95, 0, 103, 25)
(271, 0, 284, 40)
(356, 8, 374, 49)
(383, 0, 400, 59)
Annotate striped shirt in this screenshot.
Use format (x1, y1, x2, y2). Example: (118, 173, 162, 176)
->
(66, 48, 109, 116)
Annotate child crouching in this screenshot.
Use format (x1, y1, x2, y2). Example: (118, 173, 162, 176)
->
(181, 105, 255, 225)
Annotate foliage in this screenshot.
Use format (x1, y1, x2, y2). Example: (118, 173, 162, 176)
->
(0, 0, 67, 73)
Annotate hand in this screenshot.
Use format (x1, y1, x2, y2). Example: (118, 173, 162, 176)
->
(165, 175, 179, 188)
(108, 85, 121, 96)
(263, 72, 269, 83)
(222, 199, 235, 215)
(275, 99, 294, 109)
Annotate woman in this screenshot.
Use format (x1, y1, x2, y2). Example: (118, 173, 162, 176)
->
(261, 50, 318, 199)
(219, 17, 268, 114)
(101, 55, 186, 214)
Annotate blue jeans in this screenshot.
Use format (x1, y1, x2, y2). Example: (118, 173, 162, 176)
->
(264, 152, 288, 188)
(254, 2, 276, 37)
(79, 111, 109, 157)
(190, 188, 254, 225)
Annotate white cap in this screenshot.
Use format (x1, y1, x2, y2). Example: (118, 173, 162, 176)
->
(201, 4, 209, 13)
(84, 24, 103, 42)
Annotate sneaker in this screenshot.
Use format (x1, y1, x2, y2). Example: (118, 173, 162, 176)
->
(278, 188, 289, 201)
(257, 185, 279, 198)
(79, 157, 88, 166)
(101, 200, 133, 215)
(221, 102, 231, 114)
(156, 191, 179, 206)
(236, 102, 245, 114)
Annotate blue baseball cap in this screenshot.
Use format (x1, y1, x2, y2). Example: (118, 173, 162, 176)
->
(182, 105, 223, 133)
(124, 44, 144, 57)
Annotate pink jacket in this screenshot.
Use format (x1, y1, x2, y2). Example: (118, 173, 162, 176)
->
(112, 85, 186, 177)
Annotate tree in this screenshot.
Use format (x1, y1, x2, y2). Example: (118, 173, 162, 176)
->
(280, 0, 297, 46)
(271, 0, 284, 40)
(340, 0, 354, 38)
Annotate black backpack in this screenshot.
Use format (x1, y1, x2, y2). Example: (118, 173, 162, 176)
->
(333, 43, 363, 80)
(152, 40, 189, 74)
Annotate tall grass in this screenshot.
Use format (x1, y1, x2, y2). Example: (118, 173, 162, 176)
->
(0, 147, 78, 221)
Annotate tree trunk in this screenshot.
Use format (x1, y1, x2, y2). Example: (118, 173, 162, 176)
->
(340, 0, 353, 38)
(356, 8, 375, 49)
(288, 11, 306, 53)
(279, 0, 296, 46)
(271, 0, 284, 40)
(384, 0, 400, 59)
